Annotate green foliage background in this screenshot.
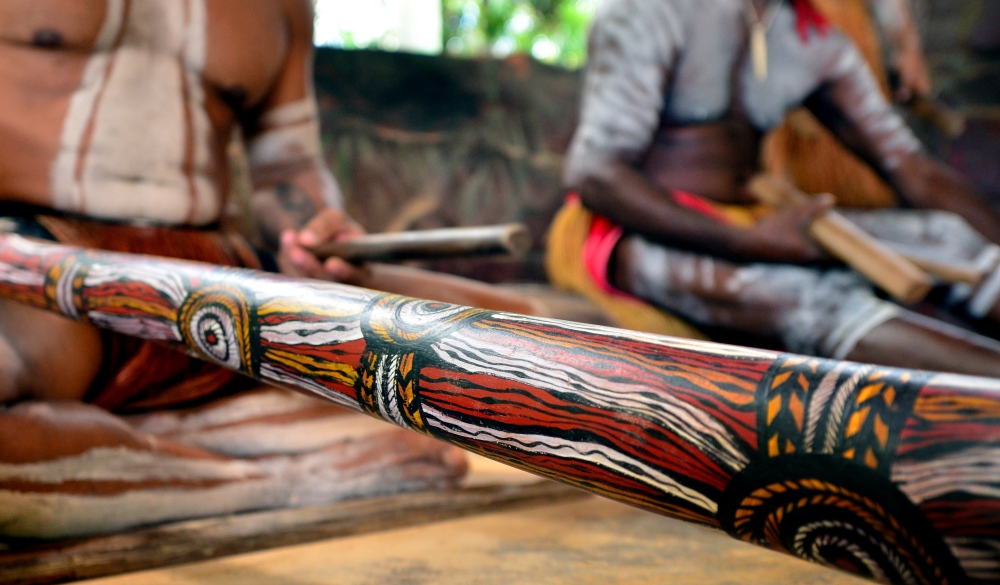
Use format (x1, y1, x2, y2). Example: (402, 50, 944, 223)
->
(442, 0, 597, 68)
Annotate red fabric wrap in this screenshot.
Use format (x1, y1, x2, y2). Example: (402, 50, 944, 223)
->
(574, 190, 722, 298)
(792, 0, 830, 42)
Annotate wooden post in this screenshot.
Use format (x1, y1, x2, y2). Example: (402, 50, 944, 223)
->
(0, 234, 996, 585)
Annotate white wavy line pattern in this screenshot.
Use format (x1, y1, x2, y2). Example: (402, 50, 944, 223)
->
(422, 403, 719, 513)
(892, 446, 1000, 504)
(430, 333, 749, 474)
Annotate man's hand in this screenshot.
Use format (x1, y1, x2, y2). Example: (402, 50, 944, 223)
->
(277, 208, 368, 283)
(738, 195, 835, 263)
(893, 38, 932, 103)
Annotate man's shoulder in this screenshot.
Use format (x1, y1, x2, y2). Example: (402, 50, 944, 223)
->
(590, 0, 694, 41)
(591, 0, 741, 43)
(594, 0, 693, 21)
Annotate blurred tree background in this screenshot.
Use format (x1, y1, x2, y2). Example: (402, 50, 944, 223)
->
(441, 0, 597, 68)
(313, 0, 597, 68)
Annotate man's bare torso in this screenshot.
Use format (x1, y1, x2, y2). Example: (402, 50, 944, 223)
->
(0, 0, 293, 225)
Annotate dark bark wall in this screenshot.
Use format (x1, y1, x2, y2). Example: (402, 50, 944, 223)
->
(923, 0, 1000, 205)
(314, 49, 580, 283)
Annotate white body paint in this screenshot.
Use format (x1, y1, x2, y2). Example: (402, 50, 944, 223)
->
(619, 206, 1000, 358)
(0, 441, 456, 538)
(51, 0, 218, 225)
(130, 390, 392, 457)
(0, 390, 465, 539)
(247, 97, 344, 209)
(0, 390, 466, 538)
(0, 447, 260, 484)
(625, 234, 900, 358)
(247, 99, 322, 168)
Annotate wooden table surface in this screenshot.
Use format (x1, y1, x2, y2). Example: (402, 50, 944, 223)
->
(79, 493, 866, 585)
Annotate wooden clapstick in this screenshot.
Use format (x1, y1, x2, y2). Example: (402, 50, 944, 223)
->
(878, 244, 986, 287)
(747, 175, 933, 305)
(312, 224, 531, 263)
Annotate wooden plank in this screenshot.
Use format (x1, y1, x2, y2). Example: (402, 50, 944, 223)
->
(79, 496, 868, 585)
(0, 480, 584, 585)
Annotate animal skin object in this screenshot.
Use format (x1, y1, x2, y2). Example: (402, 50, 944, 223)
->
(0, 233, 997, 585)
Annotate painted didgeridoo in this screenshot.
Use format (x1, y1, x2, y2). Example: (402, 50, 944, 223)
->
(0, 233, 997, 585)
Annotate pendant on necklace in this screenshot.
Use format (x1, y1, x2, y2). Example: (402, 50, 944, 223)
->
(750, 21, 768, 80)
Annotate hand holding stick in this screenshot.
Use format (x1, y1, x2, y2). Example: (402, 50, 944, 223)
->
(311, 224, 531, 263)
(747, 175, 934, 304)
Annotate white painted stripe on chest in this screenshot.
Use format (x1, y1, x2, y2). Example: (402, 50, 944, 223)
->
(50, 0, 218, 225)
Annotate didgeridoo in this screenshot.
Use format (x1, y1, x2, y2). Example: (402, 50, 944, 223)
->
(1, 234, 998, 585)
(311, 223, 531, 263)
(747, 175, 935, 304)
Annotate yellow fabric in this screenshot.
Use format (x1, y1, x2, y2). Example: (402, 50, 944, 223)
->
(763, 0, 898, 210)
(544, 199, 706, 339)
(704, 202, 767, 227)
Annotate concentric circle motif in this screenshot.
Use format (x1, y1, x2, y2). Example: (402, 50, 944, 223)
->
(178, 285, 255, 374)
(356, 295, 490, 433)
(364, 295, 488, 349)
(719, 456, 963, 584)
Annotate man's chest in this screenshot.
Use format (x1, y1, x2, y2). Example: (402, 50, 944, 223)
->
(664, 2, 843, 131)
(0, 0, 288, 105)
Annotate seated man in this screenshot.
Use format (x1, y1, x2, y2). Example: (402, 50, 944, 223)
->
(549, 0, 1000, 378)
(0, 0, 538, 538)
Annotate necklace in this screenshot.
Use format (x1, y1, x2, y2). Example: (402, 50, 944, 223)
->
(742, 0, 781, 81)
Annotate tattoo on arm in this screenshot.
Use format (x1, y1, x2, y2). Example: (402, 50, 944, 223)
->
(252, 181, 322, 251)
(274, 182, 320, 229)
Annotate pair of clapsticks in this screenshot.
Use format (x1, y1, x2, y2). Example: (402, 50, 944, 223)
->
(312, 223, 531, 264)
(329, 181, 984, 307)
(747, 175, 984, 305)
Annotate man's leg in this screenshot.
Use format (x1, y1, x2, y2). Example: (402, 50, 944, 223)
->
(847, 311, 1000, 376)
(0, 298, 103, 403)
(0, 393, 467, 539)
(611, 235, 1000, 377)
(0, 300, 468, 539)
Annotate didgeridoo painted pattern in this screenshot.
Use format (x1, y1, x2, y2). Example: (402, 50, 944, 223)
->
(0, 233, 997, 584)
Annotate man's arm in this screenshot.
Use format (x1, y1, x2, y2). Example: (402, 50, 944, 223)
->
(867, 0, 931, 101)
(574, 160, 832, 263)
(566, 0, 828, 263)
(238, 0, 546, 314)
(244, 0, 364, 281)
(806, 41, 1000, 244)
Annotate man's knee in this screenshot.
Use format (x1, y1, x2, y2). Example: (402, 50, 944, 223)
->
(0, 332, 25, 404)
(0, 299, 103, 403)
(777, 271, 898, 360)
